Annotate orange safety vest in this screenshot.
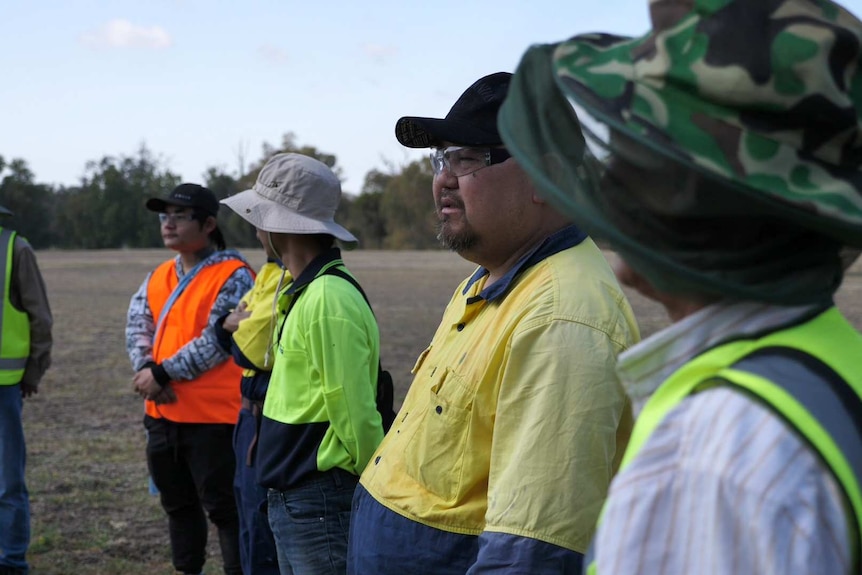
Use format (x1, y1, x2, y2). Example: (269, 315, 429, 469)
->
(145, 257, 249, 423)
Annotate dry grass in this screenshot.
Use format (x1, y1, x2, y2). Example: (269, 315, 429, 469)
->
(22, 248, 862, 574)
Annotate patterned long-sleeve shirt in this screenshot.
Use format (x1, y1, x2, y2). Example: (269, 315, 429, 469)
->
(125, 249, 254, 382)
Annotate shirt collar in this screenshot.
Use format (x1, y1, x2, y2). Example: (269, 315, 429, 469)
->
(463, 224, 587, 303)
(616, 300, 827, 415)
(285, 247, 343, 295)
(172, 247, 217, 277)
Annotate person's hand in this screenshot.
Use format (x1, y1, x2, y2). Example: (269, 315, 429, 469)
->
(21, 381, 38, 399)
(151, 386, 177, 405)
(222, 301, 251, 333)
(133, 368, 165, 401)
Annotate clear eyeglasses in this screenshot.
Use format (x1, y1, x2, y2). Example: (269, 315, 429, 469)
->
(158, 212, 197, 224)
(429, 146, 511, 177)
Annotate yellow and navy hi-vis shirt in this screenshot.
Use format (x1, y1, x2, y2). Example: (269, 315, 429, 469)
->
(355, 226, 640, 573)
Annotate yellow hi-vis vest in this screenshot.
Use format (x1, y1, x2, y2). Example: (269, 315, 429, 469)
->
(0, 228, 30, 385)
(586, 307, 862, 574)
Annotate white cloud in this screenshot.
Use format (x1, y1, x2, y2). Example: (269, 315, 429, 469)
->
(80, 19, 172, 49)
(257, 44, 289, 66)
(362, 43, 397, 63)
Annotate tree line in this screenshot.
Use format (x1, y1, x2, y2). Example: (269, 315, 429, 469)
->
(0, 134, 442, 250)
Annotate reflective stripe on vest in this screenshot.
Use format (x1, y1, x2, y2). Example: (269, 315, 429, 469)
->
(0, 357, 27, 370)
(0, 228, 29, 384)
(732, 347, 862, 514)
(586, 307, 862, 574)
(721, 348, 862, 573)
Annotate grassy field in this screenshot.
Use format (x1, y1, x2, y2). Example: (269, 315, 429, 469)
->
(22, 248, 862, 574)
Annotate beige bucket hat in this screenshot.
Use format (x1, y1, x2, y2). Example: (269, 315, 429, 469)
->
(221, 152, 358, 249)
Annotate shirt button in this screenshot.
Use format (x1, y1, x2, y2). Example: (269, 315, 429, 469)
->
(375, 456, 381, 465)
(435, 405, 443, 414)
(457, 323, 465, 331)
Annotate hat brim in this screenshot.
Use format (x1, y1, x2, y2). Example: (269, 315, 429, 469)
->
(221, 189, 359, 249)
(395, 116, 502, 148)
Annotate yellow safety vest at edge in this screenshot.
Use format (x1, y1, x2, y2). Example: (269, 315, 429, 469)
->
(0, 227, 30, 385)
(587, 307, 862, 574)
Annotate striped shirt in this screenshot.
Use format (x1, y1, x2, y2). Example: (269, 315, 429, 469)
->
(595, 301, 852, 574)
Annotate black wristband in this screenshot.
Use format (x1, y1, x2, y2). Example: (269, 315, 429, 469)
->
(150, 364, 171, 388)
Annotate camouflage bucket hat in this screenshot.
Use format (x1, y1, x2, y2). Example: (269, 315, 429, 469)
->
(549, 0, 862, 247)
(499, 0, 862, 305)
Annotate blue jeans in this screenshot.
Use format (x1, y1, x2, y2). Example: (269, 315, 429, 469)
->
(234, 405, 279, 575)
(267, 468, 357, 575)
(0, 385, 29, 573)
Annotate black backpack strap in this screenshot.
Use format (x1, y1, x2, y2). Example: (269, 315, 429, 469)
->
(280, 266, 375, 347)
(321, 266, 396, 432)
(321, 267, 380, 365)
(322, 266, 374, 312)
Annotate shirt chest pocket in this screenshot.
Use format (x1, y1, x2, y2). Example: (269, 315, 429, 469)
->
(403, 367, 474, 502)
(273, 348, 312, 410)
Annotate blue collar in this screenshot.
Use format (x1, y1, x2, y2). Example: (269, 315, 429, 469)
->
(463, 224, 587, 303)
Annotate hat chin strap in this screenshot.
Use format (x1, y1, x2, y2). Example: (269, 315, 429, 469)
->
(267, 231, 282, 262)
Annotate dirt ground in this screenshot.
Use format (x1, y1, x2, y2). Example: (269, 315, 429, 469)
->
(21, 248, 862, 574)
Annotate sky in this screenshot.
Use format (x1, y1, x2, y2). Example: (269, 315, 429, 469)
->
(0, 0, 650, 195)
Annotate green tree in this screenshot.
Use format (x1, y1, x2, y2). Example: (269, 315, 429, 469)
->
(0, 156, 57, 248)
(54, 145, 180, 248)
(341, 170, 390, 249)
(379, 159, 438, 249)
(203, 167, 257, 248)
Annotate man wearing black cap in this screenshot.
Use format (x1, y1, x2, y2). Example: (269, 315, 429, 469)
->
(348, 73, 639, 574)
(126, 183, 254, 575)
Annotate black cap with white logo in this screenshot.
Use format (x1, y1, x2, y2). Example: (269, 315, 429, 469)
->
(146, 183, 219, 216)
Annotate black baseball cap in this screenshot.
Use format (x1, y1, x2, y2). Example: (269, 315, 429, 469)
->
(395, 72, 512, 148)
(146, 183, 219, 216)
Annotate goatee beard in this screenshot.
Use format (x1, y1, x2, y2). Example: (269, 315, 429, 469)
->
(437, 220, 477, 253)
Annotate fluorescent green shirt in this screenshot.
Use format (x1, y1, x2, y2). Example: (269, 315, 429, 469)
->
(361, 236, 639, 553)
(258, 249, 383, 489)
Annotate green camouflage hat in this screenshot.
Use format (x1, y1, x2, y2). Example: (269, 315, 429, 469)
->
(553, 0, 862, 246)
(499, 0, 862, 304)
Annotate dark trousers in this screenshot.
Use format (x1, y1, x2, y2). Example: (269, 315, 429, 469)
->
(144, 416, 242, 575)
(234, 405, 279, 574)
(347, 484, 479, 575)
